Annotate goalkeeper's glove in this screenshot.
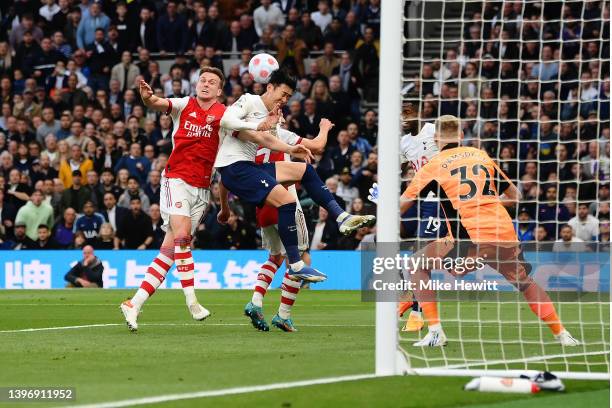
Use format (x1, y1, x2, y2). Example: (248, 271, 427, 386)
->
(367, 182, 378, 204)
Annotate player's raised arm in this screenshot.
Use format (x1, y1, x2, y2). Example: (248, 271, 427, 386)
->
(301, 118, 333, 154)
(138, 79, 170, 113)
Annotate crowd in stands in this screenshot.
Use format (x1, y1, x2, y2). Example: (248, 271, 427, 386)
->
(403, 1, 609, 246)
(0, 0, 607, 251)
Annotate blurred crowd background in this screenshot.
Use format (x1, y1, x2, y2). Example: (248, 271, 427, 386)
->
(0, 0, 607, 252)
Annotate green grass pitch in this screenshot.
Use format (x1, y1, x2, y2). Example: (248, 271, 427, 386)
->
(0, 290, 608, 408)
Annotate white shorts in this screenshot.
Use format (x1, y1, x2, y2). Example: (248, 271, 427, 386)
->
(160, 176, 211, 235)
(261, 186, 309, 256)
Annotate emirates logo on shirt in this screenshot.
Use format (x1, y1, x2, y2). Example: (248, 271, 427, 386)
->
(183, 120, 213, 138)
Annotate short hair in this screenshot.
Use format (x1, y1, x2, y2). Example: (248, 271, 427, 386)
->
(199, 66, 225, 87)
(435, 115, 461, 141)
(268, 69, 297, 90)
(37, 224, 49, 231)
(129, 196, 141, 203)
(127, 176, 140, 184)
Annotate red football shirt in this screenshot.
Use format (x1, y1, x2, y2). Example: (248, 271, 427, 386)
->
(165, 96, 225, 188)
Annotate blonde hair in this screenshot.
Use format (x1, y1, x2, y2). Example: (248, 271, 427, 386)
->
(435, 115, 461, 143)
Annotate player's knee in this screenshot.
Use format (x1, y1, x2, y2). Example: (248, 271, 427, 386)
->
(269, 254, 284, 266)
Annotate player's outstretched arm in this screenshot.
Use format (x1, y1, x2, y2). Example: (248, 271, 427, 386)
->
(217, 181, 230, 225)
(300, 118, 333, 154)
(139, 79, 170, 113)
(238, 130, 315, 162)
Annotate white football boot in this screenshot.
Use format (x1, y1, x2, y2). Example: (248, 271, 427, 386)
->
(120, 300, 139, 332)
(413, 329, 448, 347)
(189, 303, 211, 321)
(555, 330, 581, 346)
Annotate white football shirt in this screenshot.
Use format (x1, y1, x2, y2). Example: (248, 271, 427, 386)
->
(215, 93, 271, 168)
(400, 122, 439, 202)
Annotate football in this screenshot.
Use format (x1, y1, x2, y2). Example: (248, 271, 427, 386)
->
(248, 53, 279, 84)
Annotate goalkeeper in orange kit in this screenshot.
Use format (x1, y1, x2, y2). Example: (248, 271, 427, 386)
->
(398, 115, 580, 347)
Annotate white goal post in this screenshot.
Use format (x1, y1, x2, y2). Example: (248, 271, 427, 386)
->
(375, 0, 610, 380)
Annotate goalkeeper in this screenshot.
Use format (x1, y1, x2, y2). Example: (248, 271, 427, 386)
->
(399, 115, 580, 347)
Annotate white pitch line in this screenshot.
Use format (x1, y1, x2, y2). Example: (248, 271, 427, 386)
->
(0, 322, 375, 333)
(61, 373, 377, 408)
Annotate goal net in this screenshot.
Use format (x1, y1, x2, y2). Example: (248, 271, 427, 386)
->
(375, 0, 610, 380)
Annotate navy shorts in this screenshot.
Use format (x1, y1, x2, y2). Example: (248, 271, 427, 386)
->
(417, 201, 447, 239)
(218, 161, 277, 206)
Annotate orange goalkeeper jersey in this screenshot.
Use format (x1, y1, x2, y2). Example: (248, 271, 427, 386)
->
(402, 145, 518, 244)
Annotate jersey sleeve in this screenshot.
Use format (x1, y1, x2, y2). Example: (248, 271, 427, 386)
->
(421, 123, 436, 140)
(277, 128, 302, 146)
(402, 164, 437, 199)
(219, 94, 259, 131)
(166, 96, 190, 122)
(490, 158, 516, 195)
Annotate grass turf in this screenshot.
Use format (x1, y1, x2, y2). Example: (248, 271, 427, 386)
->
(0, 290, 608, 408)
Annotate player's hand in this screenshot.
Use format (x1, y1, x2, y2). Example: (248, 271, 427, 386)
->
(288, 144, 314, 163)
(257, 104, 282, 131)
(217, 208, 230, 225)
(319, 118, 334, 132)
(139, 79, 154, 101)
(367, 182, 379, 204)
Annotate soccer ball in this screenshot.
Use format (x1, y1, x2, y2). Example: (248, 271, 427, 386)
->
(248, 53, 279, 84)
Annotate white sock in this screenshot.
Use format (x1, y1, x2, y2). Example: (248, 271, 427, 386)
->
(251, 292, 264, 307)
(429, 323, 442, 333)
(410, 310, 422, 318)
(278, 304, 291, 319)
(131, 289, 149, 309)
(290, 260, 304, 271)
(183, 286, 197, 306)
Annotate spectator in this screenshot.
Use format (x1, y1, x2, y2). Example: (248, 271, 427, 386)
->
(253, 0, 285, 37)
(347, 122, 372, 156)
(149, 203, 164, 249)
(553, 224, 589, 252)
(115, 197, 153, 249)
(84, 29, 115, 92)
(514, 207, 536, 241)
(12, 221, 36, 250)
(312, 0, 333, 33)
(9, 14, 44, 50)
(310, 207, 338, 250)
(114, 143, 151, 185)
(75, 200, 104, 244)
(92, 222, 115, 249)
(297, 98, 321, 139)
(353, 151, 378, 199)
(360, 109, 378, 146)
(276, 25, 307, 77)
(60, 170, 91, 213)
(111, 51, 140, 93)
(59, 145, 94, 188)
(117, 176, 150, 213)
(337, 167, 359, 210)
(297, 12, 324, 51)
(216, 209, 257, 249)
(316, 42, 340, 78)
(61, 73, 88, 107)
(34, 224, 59, 249)
(135, 7, 157, 52)
(15, 189, 54, 241)
(0, 189, 17, 238)
(568, 203, 600, 241)
(353, 27, 379, 101)
(52, 207, 75, 248)
(6, 168, 32, 210)
(144, 170, 161, 205)
(101, 191, 128, 233)
(76, 2, 111, 49)
(64, 245, 104, 287)
(156, 0, 188, 54)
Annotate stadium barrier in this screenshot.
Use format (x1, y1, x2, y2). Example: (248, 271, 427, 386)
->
(0, 250, 608, 291)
